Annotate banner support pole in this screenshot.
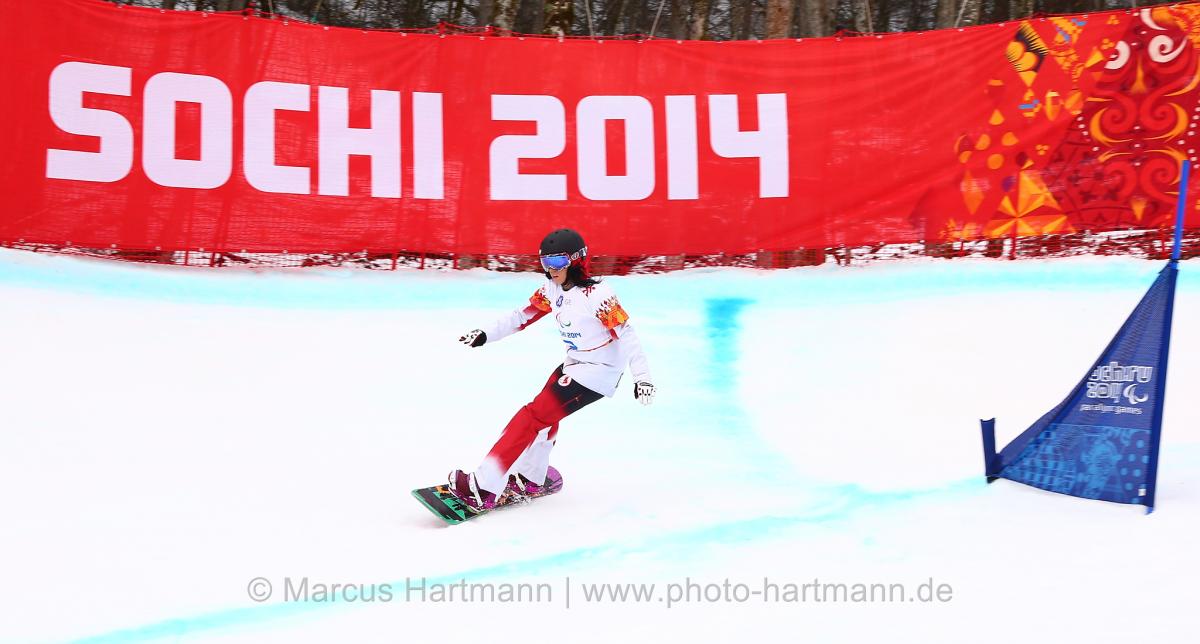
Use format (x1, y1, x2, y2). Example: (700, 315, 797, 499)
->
(1145, 160, 1189, 513)
(1172, 161, 1190, 262)
(980, 418, 998, 483)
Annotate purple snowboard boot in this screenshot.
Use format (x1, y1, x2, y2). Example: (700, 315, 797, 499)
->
(446, 469, 500, 510)
(505, 466, 564, 499)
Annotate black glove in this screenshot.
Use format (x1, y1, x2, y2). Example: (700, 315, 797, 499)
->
(459, 329, 486, 347)
(634, 381, 655, 406)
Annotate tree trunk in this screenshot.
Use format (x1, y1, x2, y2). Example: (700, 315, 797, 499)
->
(730, 0, 749, 39)
(958, 0, 981, 26)
(162, 0, 178, 10)
(797, 0, 834, 38)
(404, 0, 425, 25)
(906, 0, 921, 31)
(519, 0, 544, 33)
(543, 0, 571, 35)
(875, 0, 890, 31)
(667, 0, 689, 39)
(284, 0, 313, 14)
(602, 0, 628, 35)
(765, 0, 794, 38)
(935, 0, 956, 29)
(493, 0, 519, 29)
(689, 0, 713, 40)
(1008, 0, 1033, 21)
(448, 0, 466, 23)
(853, 0, 873, 32)
(632, 0, 649, 35)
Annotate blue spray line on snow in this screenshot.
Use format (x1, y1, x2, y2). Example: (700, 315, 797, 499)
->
(0, 248, 1177, 313)
(697, 297, 792, 477)
(68, 443, 1200, 643)
(4, 253, 1190, 643)
(70, 478, 984, 644)
(704, 298, 754, 392)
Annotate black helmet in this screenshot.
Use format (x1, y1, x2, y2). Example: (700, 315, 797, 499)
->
(538, 228, 595, 285)
(539, 228, 587, 260)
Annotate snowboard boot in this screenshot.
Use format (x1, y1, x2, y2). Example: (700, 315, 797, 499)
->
(446, 469, 499, 510)
(505, 466, 564, 498)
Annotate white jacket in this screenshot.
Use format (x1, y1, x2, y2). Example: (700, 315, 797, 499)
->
(483, 279, 652, 397)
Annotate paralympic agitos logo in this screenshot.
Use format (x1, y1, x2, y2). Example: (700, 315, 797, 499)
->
(1086, 361, 1153, 405)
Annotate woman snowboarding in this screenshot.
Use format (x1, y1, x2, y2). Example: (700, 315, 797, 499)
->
(448, 228, 655, 510)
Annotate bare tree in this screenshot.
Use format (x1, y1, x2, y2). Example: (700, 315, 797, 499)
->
(935, 0, 956, 29)
(875, 0, 893, 31)
(601, 0, 627, 35)
(690, 0, 713, 39)
(475, 0, 494, 25)
(797, 0, 834, 37)
(493, 0, 518, 29)
(1008, 0, 1033, 20)
(543, 0, 571, 34)
(666, 0, 688, 39)
(957, 0, 982, 26)
(730, 0, 752, 40)
(765, 0, 793, 38)
(131, 0, 1135, 38)
(852, 0, 873, 31)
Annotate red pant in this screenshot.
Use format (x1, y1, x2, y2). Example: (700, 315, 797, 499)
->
(475, 365, 602, 493)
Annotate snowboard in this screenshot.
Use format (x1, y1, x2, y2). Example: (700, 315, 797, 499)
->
(412, 469, 563, 525)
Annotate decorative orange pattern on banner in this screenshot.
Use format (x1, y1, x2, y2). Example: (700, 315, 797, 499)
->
(947, 8, 1200, 243)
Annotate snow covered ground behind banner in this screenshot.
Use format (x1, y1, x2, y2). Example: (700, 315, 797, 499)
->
(0, 249, 1197, 643)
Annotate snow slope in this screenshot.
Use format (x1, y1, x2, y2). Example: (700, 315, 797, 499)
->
(0, 249, 1196, 643)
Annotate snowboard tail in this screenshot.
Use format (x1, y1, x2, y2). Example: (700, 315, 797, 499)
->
(412, 485, 479, 524)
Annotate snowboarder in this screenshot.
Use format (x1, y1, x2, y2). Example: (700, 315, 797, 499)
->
(447, 228, 655, 510)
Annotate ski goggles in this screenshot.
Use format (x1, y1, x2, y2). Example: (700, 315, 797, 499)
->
(539, 248, 586, 272)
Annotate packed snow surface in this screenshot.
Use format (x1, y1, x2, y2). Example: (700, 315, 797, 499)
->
(1, 249, 1196, 643)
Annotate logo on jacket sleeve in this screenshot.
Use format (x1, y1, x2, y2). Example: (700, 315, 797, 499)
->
(530, 288, 552, 313)
(558, 374, 573, 387)
(595, 295, 629, 329)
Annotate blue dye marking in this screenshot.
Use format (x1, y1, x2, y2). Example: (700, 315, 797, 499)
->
(704, 298, 753, 392)
(2, 249, 1185, 313)
(697, 297, 791, 476)
(72, 478, 983, 643)
(4, 252, 1195, 642)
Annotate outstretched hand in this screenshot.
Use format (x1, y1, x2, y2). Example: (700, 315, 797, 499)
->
(634, 381, 655, 406)
(459, 329, 486, 347)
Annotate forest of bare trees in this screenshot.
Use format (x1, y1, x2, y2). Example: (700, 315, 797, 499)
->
(122, 0, 1138, 39)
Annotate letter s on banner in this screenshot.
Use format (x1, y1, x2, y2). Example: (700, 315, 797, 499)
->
(46, 62, 133, 183)
(489, 95, 567, 201)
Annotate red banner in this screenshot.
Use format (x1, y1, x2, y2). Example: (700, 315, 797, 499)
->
(1, 0, 1198, 259)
